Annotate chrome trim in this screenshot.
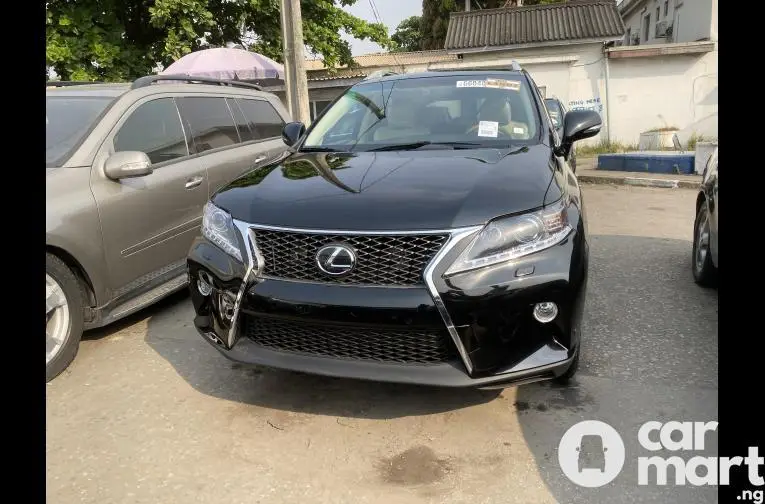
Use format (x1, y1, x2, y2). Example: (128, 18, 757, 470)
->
(244, 223, 457, 235)
(225, 220, 261, 349)
(423, 226, 483, 375)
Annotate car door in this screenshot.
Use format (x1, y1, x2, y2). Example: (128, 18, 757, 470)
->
(91, 96, 210, 298)
(707, 148, 718, 264)
(180, 95, 288, 198)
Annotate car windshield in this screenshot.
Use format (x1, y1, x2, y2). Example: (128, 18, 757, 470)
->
(46, 96, 115, 167)
(302, 74, 541, 152)
(544, 99, 564, 130)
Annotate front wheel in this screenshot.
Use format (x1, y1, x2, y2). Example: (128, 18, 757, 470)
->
(692, 203, 717, 287)
(46, 253, 84, 382)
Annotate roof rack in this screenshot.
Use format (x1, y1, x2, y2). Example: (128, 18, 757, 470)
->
(46, 81, 105, 87)
(131, 74, 262, 91)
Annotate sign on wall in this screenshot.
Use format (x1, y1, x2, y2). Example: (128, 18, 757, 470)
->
(568, 96, 603, 114)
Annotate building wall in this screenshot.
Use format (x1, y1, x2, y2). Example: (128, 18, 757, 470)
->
(607, 48, 718, 144)
(621, 0, 715, 46)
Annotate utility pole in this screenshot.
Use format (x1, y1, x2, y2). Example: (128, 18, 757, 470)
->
(280, 0, 311, 125)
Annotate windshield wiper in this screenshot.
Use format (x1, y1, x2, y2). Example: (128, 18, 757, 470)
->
(367, 141, 484, 152)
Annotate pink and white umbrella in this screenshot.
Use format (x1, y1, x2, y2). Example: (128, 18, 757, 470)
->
(160, 47, 284, 81)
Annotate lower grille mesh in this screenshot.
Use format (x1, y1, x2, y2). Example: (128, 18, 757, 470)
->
(244, 316, 454, 364)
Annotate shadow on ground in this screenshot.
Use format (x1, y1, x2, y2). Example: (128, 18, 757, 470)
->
(515, 234, 718, 504)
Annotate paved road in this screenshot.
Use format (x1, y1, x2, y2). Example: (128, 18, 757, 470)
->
(46, 185, 718, 504)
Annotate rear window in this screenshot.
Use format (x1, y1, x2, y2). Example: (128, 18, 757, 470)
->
(237, 99, 285, 140)
(46, 96, 114, 167)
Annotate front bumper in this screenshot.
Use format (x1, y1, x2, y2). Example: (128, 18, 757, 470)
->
(187, 219, 588, 389)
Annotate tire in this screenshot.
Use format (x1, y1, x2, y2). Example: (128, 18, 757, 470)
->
(692, 203, 717, 287)
(46, 253, 84, 382)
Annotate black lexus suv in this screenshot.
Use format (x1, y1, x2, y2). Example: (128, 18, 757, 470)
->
(187, 64, 602, 388)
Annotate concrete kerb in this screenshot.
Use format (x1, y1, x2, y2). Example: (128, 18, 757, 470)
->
(577, 174, 698, 189)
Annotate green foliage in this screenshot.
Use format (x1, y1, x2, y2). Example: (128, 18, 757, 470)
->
(46, 0, 391, 82)
(391, 16, 422, 52)
(419, 0, 567, 51)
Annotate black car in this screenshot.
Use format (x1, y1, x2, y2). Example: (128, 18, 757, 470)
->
(187, 64, 602, 388)
(544, 96, 577, 172)
(692, 146, 718, 286)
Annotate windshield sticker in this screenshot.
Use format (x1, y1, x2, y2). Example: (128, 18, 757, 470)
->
(486, 78, 521, 91)
(478, 121, 499, 138)
(456, 79, 521, 91)
(456, 80, 487, 88)
(513, 126, 525, 135)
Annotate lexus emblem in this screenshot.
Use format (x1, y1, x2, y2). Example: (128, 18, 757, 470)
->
(316, 243, 356, 276)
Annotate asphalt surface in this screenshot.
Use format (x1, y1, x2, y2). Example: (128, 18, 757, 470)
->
(46, 184, 718, 504)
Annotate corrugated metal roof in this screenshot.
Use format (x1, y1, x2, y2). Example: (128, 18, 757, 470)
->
(304, 50, 458, 71)
(445, 0, 625, 51)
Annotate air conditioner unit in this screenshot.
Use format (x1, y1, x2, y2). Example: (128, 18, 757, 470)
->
(656, 20, 669, 38)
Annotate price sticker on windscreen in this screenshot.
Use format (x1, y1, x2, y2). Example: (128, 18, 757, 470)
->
(478, 121, 499, 138)
(486, 78, 521, 91)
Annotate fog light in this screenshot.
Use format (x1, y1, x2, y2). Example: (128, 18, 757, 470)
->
(219, 291, 237, 321)
(533, 302, 558, 323)
(197, 272, 213, 297)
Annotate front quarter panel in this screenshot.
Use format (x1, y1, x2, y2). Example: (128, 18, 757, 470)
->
(46, 167, 110, 305)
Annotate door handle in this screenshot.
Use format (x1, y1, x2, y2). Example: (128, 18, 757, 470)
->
(185, 176, 204, 189)
(254, 155, 267, 164)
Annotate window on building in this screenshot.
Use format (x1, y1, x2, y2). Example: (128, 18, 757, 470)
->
(656, 7, 661, 25)
(237, 98, 285, 139)
(664, 0, 669, 16)
(643, 14, 651, 42)
(113, 98, 188, 165)
(176, 97, 239, 153)
(310, 100, 333, 121)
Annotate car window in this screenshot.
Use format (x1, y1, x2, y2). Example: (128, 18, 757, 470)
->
(303, 74, 540, 151)
(237, 99, 285, 140)
(176, 97, 239, 153)
(113, 98, 188, 165)
(46, 96, 115, 167)
(227, 98, 254, 143)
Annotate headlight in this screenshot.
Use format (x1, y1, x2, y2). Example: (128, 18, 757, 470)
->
(445, 198, 572, 276)
(201, 202, 243, 262)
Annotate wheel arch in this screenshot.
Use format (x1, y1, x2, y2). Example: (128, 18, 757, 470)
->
(46, 245, 97, 312)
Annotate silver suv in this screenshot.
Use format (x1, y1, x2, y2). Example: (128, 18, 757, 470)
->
(46, 76, 291, 381)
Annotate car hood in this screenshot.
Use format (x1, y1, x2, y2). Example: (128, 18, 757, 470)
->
(213, 145, 559, 231)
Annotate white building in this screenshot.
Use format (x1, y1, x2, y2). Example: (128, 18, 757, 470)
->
(619, 0, 718, 46)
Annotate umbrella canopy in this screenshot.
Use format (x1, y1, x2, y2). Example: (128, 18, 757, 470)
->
(160, 47, 284, 81)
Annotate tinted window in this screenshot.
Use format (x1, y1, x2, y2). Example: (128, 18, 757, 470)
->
(46, 96, 114, 167)
(238, 99, 285, 139)
(227, 98, 254, 142)
(176, 97, 239, 153)
(303, 75, 540, 151)
(113, 98, 188, 165)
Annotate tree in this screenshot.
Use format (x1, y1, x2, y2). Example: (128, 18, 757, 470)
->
(46, 0, 390, 82)
(419, 0, 566, 51)
(391, 16, 422, 52)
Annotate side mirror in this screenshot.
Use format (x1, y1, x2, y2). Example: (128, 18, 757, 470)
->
(557, 110, 602, 156)
(104, 151, 153, 180)
(282, 121, 306, 146)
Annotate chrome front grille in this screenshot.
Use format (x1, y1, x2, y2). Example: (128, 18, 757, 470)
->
(252, 229, 449, 286)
